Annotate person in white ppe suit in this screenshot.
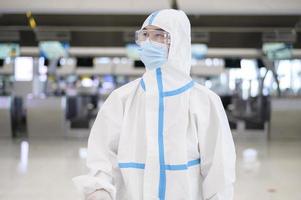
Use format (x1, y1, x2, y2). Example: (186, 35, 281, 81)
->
(73, 9, 236, 200)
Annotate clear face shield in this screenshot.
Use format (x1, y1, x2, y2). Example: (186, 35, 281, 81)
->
(135, 29, 171, 46)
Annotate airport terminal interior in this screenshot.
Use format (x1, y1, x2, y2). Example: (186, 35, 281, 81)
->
(0, 0, 301, 199)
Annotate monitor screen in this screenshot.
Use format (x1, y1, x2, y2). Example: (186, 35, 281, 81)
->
(0, 59, 4, 67)
(39, 41, 69, 60)
(134, 60, 145, 68)
(14, 57, 33, 81)
(0, 43, 20, 59)
(262, 43, 293, 60)
(256, 59, 265, 68)
(44, 58, 49, 66)
(42, 57, 62, 68)
(76, 57, 94, 68)
(224, 58, 241, 68)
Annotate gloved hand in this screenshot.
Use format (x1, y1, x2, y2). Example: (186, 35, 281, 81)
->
(86, 189, 112, 200)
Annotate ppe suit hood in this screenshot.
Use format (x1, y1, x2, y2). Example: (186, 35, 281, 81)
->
(141, 9, 192, 76)
(141, 9, 191, 90)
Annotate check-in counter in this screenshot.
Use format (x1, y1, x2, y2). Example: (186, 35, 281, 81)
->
(191, 60, 225, 76)
(26, 96, 67, 137)
(269, 97, 301, 139)
(0, 96, 12, 137)
(114, 61, 145, 76)
(94, 63, 112, 75)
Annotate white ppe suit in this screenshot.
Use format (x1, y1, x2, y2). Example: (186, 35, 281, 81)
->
(73, 9, 236, 200)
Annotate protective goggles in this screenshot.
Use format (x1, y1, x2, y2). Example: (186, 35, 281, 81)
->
(135, 29, 171, 46)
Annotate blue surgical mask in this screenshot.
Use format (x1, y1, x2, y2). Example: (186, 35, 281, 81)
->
(138, 40, 168, 70)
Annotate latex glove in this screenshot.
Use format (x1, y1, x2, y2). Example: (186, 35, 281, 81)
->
(86, 189, 112, 200)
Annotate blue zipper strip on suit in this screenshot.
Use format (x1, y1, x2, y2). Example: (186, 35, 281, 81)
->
(156, 68, 166, 200)
(140, 78, 194, 96)
(164, 159, 201, 171)
(118, 162, 145, 169)
(187, 158, 201, 167)
(163, 80, 195, 97)
(118, 158, 200, 171)
(139, 71, 196, 200)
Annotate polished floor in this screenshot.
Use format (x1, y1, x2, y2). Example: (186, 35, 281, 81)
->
(0, 130, 301, 200)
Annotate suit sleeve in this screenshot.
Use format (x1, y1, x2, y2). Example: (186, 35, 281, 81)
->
(72, 91, 123, 200)
(199, 92, 236, 200)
